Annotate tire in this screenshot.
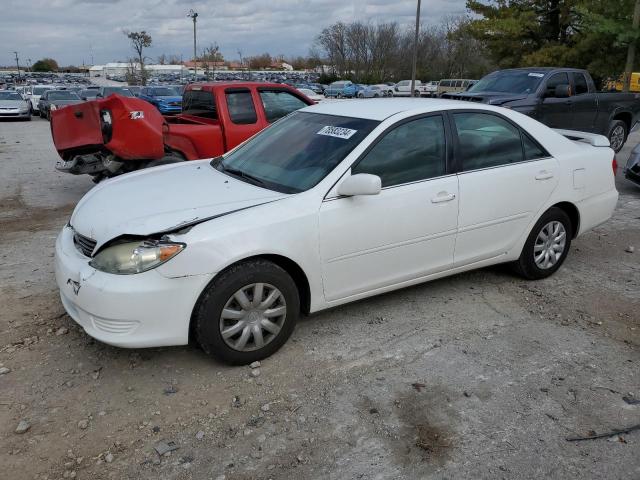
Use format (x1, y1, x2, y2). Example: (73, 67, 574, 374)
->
(414, 90, 420, 97)
(194, 259, 300, 365)
(145, 152, 186, 168)
(373, 93, 379, 98)
(607, 120, 627, 153)
(512, 207, 572, 280)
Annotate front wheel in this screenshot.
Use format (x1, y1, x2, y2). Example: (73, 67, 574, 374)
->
(513, 207, 572, 280)
(194, 260, 300, 365)
(607, 120, 627, 153)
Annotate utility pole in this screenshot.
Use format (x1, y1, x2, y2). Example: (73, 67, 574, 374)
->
(14, 51, 21, 83)
(410, 0, 422, 98)
(188, 9, 198, 81)
(624, 0, 640, 92)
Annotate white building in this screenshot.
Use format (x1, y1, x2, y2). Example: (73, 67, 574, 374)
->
(89, 65, 104, 78)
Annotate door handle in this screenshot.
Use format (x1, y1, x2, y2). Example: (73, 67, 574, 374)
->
(535, 171, 554, 180)
(431, 192, 456, 203)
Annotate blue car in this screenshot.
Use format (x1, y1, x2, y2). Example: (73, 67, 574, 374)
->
(324, 80, 357, 98)
(138, 86, 182, 114)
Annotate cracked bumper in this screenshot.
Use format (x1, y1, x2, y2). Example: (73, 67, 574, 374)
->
(54, 225, 214, 348)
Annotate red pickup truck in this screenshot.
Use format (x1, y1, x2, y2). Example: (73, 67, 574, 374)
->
(51, 82, 313, 181)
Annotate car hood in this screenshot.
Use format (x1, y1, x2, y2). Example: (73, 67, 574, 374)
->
(0, 100, 26, 108)
(155, 96, 182, 103)
(445, 91, 528, 105)
(71, 160, 287, 249)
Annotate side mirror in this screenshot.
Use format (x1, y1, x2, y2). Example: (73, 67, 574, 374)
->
(551, 84, 571, 98)
(337, 173, 381, 197)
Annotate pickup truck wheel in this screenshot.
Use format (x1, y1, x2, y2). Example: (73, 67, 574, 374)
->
(607, 120, 627, 153)
(145, 153, 186, 168)
(194, 259, 300, 365)
(512, 207, 572, 280)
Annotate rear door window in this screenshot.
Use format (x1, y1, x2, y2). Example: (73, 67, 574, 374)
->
(259, 90, 308, 123)
(226, 90, 257, 124)
(453, 112, 524, 170)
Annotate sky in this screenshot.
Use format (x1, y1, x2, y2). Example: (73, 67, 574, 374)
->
(1, 0, 468, 67)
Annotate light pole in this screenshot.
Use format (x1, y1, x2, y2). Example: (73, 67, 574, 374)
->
(188, 9, 198, 81)
(410, 0, 422, 98)
(14, 51, 21, 83)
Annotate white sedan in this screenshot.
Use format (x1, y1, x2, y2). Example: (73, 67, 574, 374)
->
(55, 99, 618, 364)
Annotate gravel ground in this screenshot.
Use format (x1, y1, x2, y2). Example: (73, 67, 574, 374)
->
(0, 116, 638, 480)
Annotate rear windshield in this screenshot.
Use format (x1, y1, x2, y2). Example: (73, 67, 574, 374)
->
(151, 87, 178, 96)
(48, 91, 80, 100)
(216, 111, 379, 193)
(0, 92, 23, 101)
(80, 90, 98, 97)
(33, 87, 51, 95)
(182, 90, 217, 119)
(102, 88, 134, 97)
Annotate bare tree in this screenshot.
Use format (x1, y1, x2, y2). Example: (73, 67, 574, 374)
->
(123, 30, 152, 85)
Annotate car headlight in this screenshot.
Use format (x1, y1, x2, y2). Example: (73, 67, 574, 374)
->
(89, 240, 185, 274)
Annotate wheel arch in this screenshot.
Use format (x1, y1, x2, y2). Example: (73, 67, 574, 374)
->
(612, 111, 632, 133)
(188, 253, 312, 343)
(550, 201, 580, 238)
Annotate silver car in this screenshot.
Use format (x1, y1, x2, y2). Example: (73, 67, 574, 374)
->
(0, 91, 31, 120)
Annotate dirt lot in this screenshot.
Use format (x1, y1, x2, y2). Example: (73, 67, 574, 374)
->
(1, 116, 639, 480)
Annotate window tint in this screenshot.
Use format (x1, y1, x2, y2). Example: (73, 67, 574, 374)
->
(572, 73, 589, 95)
(545, 72, 569, 95)
(522, 133, 547, 160)
(226, 90, 257, 124)
(454, 113, 523, 170)
(352, 116, 446, 187)
(441, 80, 451, 87)
(455, 80, 462, 88)
(182, 90, 217, 119)
(259, 90, 308, 122)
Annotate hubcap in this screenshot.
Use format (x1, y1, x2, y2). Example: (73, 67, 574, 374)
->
(610, 125, 625, 151)
(219, 283, 286, 352)
(533, 221, 567, 269)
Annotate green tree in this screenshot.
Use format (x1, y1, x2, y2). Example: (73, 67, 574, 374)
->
(32, 58, 59, 72)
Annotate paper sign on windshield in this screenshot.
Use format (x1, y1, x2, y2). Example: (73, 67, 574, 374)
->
(317, 126, 357, 139)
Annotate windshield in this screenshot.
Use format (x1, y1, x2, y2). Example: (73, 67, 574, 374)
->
(80, 90, 98, 97)
(151, 87, 178, 96)
(0, 92, 23, 101)
(48, 91, 80, 101)
(33, 87, 51, 95)
(467, 70, 545, 94)
(216, 111, 379, 193)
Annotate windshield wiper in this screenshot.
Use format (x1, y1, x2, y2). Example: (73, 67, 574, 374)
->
(219, 163, 265, 187)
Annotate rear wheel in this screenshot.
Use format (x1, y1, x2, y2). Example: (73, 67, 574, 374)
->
(513, 207, 572, 280)
(194, 259, 300, 365)
(607, 120, 627, 153)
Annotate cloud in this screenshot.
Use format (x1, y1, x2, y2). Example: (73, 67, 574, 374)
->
(1, 0, 467, 66)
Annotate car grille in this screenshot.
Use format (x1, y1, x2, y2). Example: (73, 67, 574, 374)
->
(73, 231, 97, 257)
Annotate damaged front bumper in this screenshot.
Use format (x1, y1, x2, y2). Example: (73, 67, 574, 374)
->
(54, 225, 214, 348)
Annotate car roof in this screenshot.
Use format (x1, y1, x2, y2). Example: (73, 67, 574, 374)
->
(301, 98, 505, 121)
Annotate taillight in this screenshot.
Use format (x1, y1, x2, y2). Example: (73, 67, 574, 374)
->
(612, 156, 618, 176)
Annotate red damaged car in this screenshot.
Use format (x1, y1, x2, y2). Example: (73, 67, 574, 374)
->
(51, 82, 313, 182)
